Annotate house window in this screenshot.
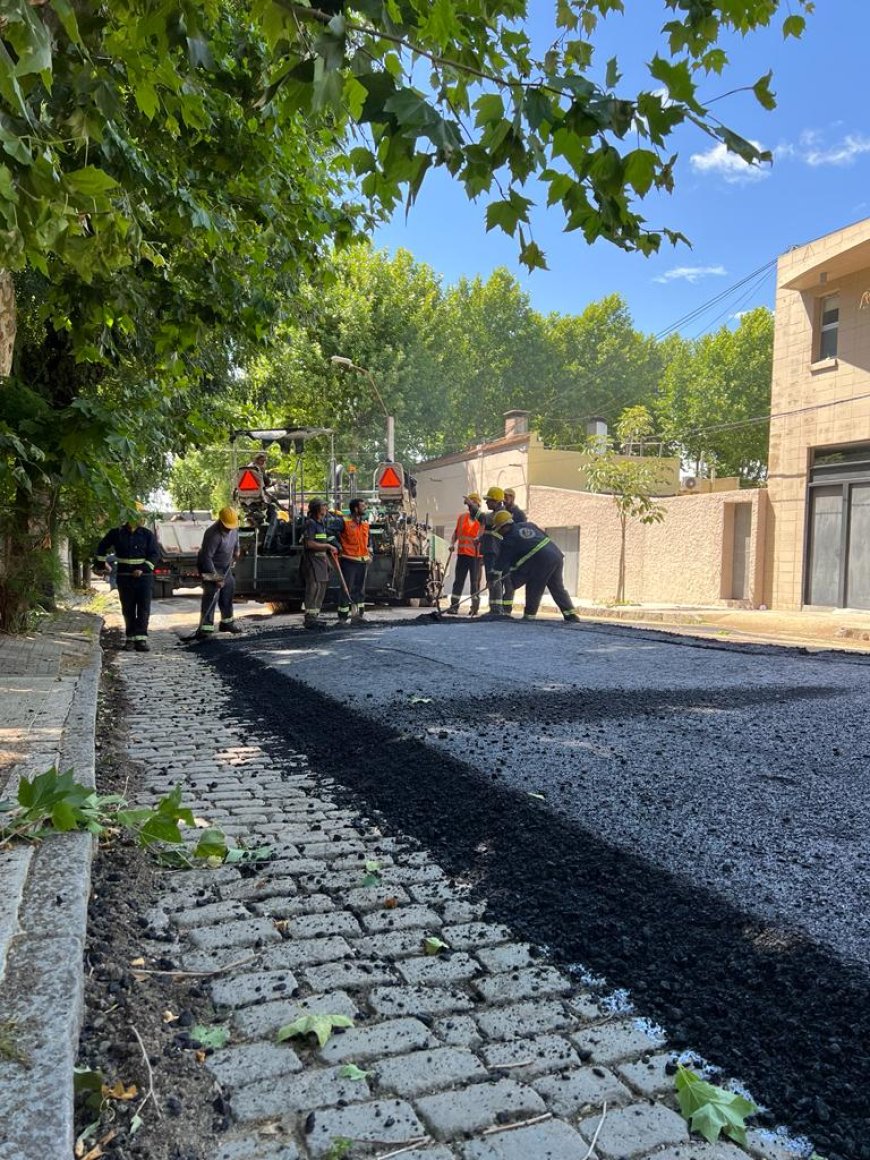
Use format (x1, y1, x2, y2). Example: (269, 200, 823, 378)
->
(818, 293, 839, 360)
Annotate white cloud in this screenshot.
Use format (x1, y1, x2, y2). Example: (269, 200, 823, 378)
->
(654, 265, 728, 285)
(689, 141, 771, 184)
(799, 129, 870, 167)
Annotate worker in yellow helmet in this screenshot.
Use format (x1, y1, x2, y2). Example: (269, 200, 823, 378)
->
(475, 486, 515, 618)
(490, 510, 579, 623)
(195, 507, 242, 638)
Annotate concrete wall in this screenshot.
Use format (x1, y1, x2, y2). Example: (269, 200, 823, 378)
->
(415, 432, 680, 540)
(529, 485, 768, 606)
(767, 217, 870, 608)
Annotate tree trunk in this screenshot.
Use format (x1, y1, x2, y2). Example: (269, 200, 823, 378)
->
(617, 513, 627, 603)
(0, 271, 15, 377)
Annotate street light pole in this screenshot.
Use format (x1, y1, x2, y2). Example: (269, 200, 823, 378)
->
(330, 356, 395, 462)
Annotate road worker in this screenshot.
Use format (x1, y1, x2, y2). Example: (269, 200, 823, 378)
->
(195, 507, 242, 638)
(490, 511, 580, 623)
(301, 498, 338, 630)
(94, 513, 162, 651)
(445, 493, 482, 616)
(477, 486, 515, 618)
(338, 498, 371, 623)
(503, 487, 527, 524)
(245, 452, 275, 491)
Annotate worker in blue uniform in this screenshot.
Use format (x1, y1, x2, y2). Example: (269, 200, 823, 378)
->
(95, 515, 162, 650)
(490, 511, 580, 623)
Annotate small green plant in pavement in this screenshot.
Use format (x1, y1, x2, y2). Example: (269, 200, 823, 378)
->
(0, 768, 257, 868)
(674, 1063, 757, 1145)
(325, 1139, 353, 1160)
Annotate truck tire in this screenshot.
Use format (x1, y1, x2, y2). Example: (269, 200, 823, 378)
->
(269, 600, 303, 615)
(153, 580, 175, 600)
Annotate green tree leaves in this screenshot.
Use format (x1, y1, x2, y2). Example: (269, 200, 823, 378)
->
(675, 1064, 757, 1145)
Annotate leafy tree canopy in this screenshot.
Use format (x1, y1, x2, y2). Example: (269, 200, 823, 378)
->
(0, 0, 811, 285)
(655, 306, 773, 481)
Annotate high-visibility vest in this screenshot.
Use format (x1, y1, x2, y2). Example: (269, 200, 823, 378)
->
(340, 517, 370, 559)
(454, 512, 481, 557)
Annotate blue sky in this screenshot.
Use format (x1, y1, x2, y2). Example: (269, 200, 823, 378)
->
(374, 1, 870, 336)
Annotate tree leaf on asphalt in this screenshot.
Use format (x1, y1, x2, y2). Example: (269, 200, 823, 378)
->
(276, 1013, 354, 1047)
(190, 1024, 230, 1049)
(527, 792, 546, 800)
(129, 1114, 144, 1136)
(364, 859, 381, 873)
(675, 1064, 757, 1145)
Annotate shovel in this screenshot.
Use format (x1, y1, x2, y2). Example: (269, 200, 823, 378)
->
(180, 562, 234, 643)
(428, 544, 454, 618)
(329, 552, 359, 623)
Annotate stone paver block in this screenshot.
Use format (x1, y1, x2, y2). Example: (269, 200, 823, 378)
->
(644, 1142, 749, 1160)
(441, 922, 512, 951)
(343, 885, 412, 913)
(299, 839, 366, 859)
(172, 899, 251, 928)
(352, 929, 430, 960)
(474, 966, 571, 1005)
(222, 877, 299, 902)
(187, 917, 281, 951)
(305, 1099, 427, 1158)
(460, 1117, 588, 1160)
(251, 894, 333, 918)
(482, 1034, 580, 1078)
(532, 1066, 633, 1116)
(572, 1020, 666, 1066)
(475, 943, 539, 974)
(210, 969, 299, 1009)
(362, 904, 442, 933)
(433, 1014, 483, 1048)
(17, 833, 92, 944)
(206, 1041, 303, 1088)
(319, 1017, 436, 1063)
(579, 1102, 689, 1158)
(285, 911, 362, 939)
(745, 1129, 812, 1160)
(397, 951, 480, 986)
(368, 983, 474, 1017)
(617, 1052, 678, 1098)
(302, 959, 396, 992)
(475, 999, 573, 1042)
(231, 1064, 371, 1122)
(417, 1078, 546, 1139)
(0, 847, 33, 972)
(233, 989, 358, 1038)
(258, 935, 354, 970)
(440, 899, 486, 923)
(213, 1135, 299, 1160)
(386, 1150, 453, 1160)
(375, 1046, 486, 1098)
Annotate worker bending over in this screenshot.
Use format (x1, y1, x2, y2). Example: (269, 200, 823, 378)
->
(491, 511, 579, 623)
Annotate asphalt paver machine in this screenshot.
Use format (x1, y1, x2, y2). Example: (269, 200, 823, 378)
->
(229, 427, 442, 610)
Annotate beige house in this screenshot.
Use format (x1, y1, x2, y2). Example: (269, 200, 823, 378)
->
(415, 414, 764, 605)
(766, 217, 870, 610)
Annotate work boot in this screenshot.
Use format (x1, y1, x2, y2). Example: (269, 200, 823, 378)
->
(134, 639, 150, 652)
(563, 611, 580, 623)
(469, 600, 480, 617)
(444, 599, 460, 616)
(123, 639, 135, 651)
(194, 627, 216, 641)
(219, 620, 243, 634)
(479, 610, 503, 621)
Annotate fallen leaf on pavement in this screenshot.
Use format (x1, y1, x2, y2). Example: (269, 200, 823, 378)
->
(101, 1080, 138, 1101)
(129, 957, 145, 968)
(162, 1009, 179, 1023)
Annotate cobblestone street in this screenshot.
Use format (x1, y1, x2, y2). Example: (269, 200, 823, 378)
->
(102, 619, 802, 1160)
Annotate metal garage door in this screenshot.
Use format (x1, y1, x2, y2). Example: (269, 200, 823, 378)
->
(545, 526, 580, 594)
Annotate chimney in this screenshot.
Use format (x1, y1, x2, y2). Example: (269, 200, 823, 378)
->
(504, 409, 530, 437)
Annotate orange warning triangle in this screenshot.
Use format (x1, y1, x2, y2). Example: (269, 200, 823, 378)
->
(379, 465, 403, 489)
(237, 469, 261, 492)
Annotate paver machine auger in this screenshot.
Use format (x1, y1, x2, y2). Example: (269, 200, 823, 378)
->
(229, 427, 444, 611)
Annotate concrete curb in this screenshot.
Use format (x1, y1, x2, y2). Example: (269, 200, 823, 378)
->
(0, 612, 102, 1160)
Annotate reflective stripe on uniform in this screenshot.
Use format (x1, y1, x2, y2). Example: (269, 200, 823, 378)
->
(315, 533, 328, 540)
(116, 557, 148, 565)
(513, 536, 551, 570)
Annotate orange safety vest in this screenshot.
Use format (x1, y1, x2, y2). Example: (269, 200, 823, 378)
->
(340, 517, 370, 559)
(454, 512, 481, 557)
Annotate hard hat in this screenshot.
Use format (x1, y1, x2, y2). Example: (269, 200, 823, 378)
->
(492, 510, 514, 529)
(464, 492, 482, 505)
(485, 486, 505, 502)
(503, 487, 516, 497)
(218, 506, 239, 528)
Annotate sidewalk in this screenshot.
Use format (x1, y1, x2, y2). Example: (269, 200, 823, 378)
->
(0, 609, 102, 1160)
